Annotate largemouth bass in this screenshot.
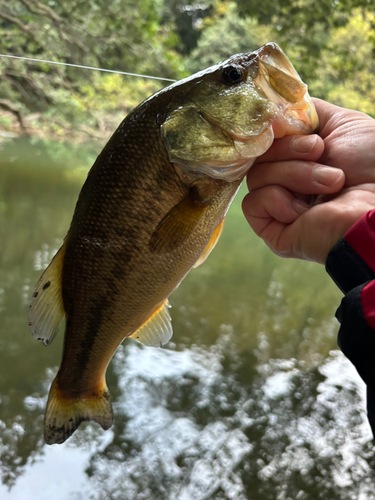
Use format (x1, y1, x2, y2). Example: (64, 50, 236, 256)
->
(29, 43, 318, 445)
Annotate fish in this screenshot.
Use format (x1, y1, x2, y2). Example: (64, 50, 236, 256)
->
(28, 42, 318, 445)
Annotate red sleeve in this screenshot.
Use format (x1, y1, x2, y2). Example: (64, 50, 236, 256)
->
(325, 210, 375, 295)
(345, 210, 375, 331)
(345, 210, 375, 271)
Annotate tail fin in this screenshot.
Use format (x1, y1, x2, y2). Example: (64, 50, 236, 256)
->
(44, 376, 113, 445)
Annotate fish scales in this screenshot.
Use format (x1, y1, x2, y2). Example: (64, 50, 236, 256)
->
(29, 42, 319, 444)
(60, 114, 238, 394)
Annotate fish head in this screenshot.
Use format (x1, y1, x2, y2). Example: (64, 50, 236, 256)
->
(161, 42, 319, 182)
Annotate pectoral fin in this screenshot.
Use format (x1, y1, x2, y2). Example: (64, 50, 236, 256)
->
(28, 243, 66, 346)
(149, 186, 209, 254)
(193, 217, 225, 268)
(128, 299, 172, 347)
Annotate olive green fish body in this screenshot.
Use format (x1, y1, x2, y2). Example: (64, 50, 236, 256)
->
(59, 119, 240, 396)
(29, 43, 319, 444)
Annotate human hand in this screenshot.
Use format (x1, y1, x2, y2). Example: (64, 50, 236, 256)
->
(242, 98, 375, 264)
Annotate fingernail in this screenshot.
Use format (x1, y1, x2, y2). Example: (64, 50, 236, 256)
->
(292, 199, 310, 215)
(292, 135, 318, 153)
(314, 167, 344, 186)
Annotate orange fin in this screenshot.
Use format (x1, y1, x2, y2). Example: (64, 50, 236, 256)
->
(44, 376, 113, 445)
(29, 243, 66, 346)
(193, 217, 225, 269)
(149, 186, 209, 254)
(128, 299, 172, 347)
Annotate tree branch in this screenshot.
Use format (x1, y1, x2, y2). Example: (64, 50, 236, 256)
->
(17, 0, 89, 55)
(18, 0, 61, 23)
(0, 99, 27, 134)
(0, 10, 39, 44)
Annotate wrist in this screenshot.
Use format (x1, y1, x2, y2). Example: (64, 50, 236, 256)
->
(321, 203, 375, 264)
(325, 209, 375, 294)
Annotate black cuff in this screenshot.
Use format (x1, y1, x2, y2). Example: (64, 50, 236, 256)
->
(336, 284, 375, 439)
(326, 238, 375, 294)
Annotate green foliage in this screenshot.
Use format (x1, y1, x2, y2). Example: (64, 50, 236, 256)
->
(0, 0, 374, 140)
(0, 0, 185, 140)
(186, 2, 273, 72)
(160, 0, 214, 55)
(310, 10, 375, 116)
(234, 0, 375, 82)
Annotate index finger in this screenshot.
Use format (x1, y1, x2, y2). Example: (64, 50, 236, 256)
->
(312, 97, 373, 138)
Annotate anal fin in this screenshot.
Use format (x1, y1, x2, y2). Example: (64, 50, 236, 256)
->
(29, 243, 66, 346)
(193, 217, 225, 268)
(128, 299, 172, 347)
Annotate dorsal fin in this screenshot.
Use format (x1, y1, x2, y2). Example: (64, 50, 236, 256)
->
(128, 299, 172, 347)
(149, 185, 209, 254)
(193, 217, 225, 269)
(28, 243, 66, 346)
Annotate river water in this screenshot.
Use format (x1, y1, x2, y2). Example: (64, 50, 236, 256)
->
(0, 138, 374, 499)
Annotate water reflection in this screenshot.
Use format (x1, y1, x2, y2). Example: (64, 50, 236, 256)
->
(0, 139, 374, 499)
(1, 341, 374, 499)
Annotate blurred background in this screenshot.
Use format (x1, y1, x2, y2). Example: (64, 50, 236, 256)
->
(0, 1, 375, 499)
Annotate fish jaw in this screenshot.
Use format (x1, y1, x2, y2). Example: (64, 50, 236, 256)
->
(254, 42, 319, 138)
(161, 42, 318, 183)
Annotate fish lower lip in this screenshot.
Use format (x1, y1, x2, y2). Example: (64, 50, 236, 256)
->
(270, 104, 318, 138)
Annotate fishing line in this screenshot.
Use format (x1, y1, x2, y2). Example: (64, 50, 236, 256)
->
(0, 54, 177, 82)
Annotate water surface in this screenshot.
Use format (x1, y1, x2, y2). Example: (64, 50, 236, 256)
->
(0, 138, 374, 499)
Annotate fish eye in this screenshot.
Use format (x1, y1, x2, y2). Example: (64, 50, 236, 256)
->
(222, 65, 245, 85)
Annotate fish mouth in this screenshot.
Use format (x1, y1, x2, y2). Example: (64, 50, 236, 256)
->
(252, 42, 319, 138)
